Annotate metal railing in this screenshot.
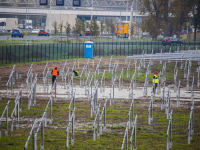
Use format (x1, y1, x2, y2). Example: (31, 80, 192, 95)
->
(1, 41, 200, 65)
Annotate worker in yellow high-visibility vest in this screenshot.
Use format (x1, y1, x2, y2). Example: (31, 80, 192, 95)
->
(73, 70, 79, 76)
(152, 72, 159, 93)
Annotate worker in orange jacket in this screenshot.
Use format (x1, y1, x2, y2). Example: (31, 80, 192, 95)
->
(51, 66, 59, 87)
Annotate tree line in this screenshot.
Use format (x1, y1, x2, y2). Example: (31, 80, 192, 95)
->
(138, 0, 200, 41)
(52, 17, 118, 39)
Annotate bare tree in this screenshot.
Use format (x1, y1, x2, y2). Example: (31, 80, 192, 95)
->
(58, 21, 63, 36)
(110, 18, 116, 40)
(73, 18, 82, 39)
(138, 0, 166, 41)
(170, 0, 195, 39)
(64, 21, 71, 36)
(81, 17, 86, 36)
(100, 21, 105, 39)
(89, 17, 99, 38)
(52, 20, 58, 35)
(64, 21, 71, 42)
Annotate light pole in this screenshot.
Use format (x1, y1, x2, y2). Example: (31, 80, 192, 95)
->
(134, 0, 137, 37)
(49, 0, 52, 33)
(91, 0, 93, 20)
(25, 0, 27, 45)
(129, 0, 134, 40)
(119, 7, 121, 46)
(194, 5, 197, 41)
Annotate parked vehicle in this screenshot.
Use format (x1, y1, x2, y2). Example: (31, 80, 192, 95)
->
(0, 29, 9, 33)
(0, 18, 18, 32)
(23, 20, 33, 29)
(116, 21, 135, 38)
(162, 37, 183, 46)
(31, 29, 40, 33)
(38, 30, 49, 36)
(11, 29, 24, 38)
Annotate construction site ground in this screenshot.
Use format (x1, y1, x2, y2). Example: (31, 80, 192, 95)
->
(0, 57, 200, 150)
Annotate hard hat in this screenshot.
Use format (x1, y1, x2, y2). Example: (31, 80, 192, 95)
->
(154, 72, 157, 74)
(55, 66, 57, 69)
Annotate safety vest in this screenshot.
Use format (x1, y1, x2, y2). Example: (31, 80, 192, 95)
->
(75, 70, 79, 75)
(152, 75, 159, 83)
(52, 69, 58, 76)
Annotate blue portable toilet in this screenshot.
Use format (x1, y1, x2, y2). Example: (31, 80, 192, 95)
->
(84, 41, 93, 58)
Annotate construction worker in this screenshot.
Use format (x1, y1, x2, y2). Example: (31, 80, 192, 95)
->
(73, 70, 79, 76)
(152, 72, 159, 93)
(52, 66, 59, 87)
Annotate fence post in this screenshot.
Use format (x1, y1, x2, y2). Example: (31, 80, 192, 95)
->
(32, 44, 33, 62)
(45, 44, 46, 61)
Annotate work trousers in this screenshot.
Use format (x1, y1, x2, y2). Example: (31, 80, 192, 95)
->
(153, 83, 158, 93)
(52, 76, 57, 87)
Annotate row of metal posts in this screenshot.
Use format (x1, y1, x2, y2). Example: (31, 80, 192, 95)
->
(148, 92, 154, 125)
(34, 94, 53, 150)
(24, 92, 54, 150)
(161, 82, 166, 110)
(128, 95, 135, 129)
(72, 60, 76, 72)
(27, 73, 38, 110)
(165, 86, 171, 119)
(43, 68, 49, 94)
(127, 60, 131, 78)
(67, 60, 77, 98)
(129, 70, 136, 99)
(90, 81, 98, 117)
(143, 63, 150, 97)
(188, 101, 194, 144)
(121, 94, 137, 150)
(186, 61, 191, 90)
(100, 70, 105, 93)
(191, 76, 194, 102)
(42, 62, 48, 82)
(99, 97, 108, 135)
(121, 114, 138, 150)
(68, 90, 76, 121)
(129, 114, 137, 150)
(85, 70, 90, 95)
(174, 61, 178, 92)
(166, 110, 173, 150)
(93, 103, 101, 141)
(68, 73, 73, 99)
(66, 90, 76, 148)
(176, 80, 181, 107)
(6, 65, 15, 94)
(109, 56, 113, 73)
(24, 118, 37, 150)
(51, 77, 57, 101)
(80, 65, 85, 87)
(0, 100, 10, 138)
(61, 61, 67, 82)
(66, 107, 76, 148)
(64, 66, 70, 89)
(119, 68, 123, 91)
(10, 85, 23, 132)
(197, 66, 200, 87)
(26, 64, 33, 93)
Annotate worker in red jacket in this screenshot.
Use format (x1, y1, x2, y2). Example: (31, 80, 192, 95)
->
(51, 66, 59, 87)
